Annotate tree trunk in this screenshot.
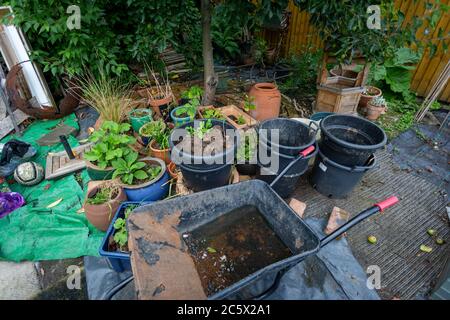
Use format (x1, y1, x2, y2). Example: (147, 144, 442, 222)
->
(201, 0, 218, 106)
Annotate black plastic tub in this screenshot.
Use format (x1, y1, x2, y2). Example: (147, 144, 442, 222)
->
(257, 166, 307, 198)
(170, 120, 238, 191)
(259, 141, 318, 175)
(259, 118, 317, 156)
(99, 202, 151, 272)
(319, 114, 386, 166)
(310, 150, 376, 198)
(130, 180, 320, 299)
(236, 163, 259, 176)
(179, 163, 233, 192)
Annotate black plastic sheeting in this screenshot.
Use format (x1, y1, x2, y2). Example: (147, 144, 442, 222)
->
(387, 110, 449, 197)
(84, 218, 379, 300)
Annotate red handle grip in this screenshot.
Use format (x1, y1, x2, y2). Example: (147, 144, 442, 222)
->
(375, 196, 399, 212)
(299, 145, 315, 157)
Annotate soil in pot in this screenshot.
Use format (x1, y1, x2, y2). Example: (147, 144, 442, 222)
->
(174, 123, 233, 154)
(150, 139, 171, 164)
(183, 205, 292, 297)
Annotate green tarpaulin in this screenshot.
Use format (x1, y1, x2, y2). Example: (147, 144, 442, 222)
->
(0, 115, 104, 262)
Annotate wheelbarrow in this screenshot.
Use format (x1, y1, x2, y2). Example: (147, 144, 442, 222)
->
(104, 146, 399, 300)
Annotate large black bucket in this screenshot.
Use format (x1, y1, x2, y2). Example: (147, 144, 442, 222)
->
(170, 119, 238, 191)
(310, 150, 376, 198)
(259, 118, 317, 156)
(319, 114, 386, 166)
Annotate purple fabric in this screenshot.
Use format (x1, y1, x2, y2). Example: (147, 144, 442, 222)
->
(0, 192, 25, 219)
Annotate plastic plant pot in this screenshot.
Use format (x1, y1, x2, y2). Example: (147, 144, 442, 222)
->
(319, 114, 387, 166)
(129, 109, 152, 133)
(236, 163, 259, 176)
(170, 106, 192, 127)
(85, 161, 115, 181)
(122, 157, 170, 202)
(99, 201, 152, 272)
(310, 112, 333, 122)
(169, 119, 239, 191)
(257, 166, 308, 199)
(310, 150, 376, 199)
(258, 118, 317, 157)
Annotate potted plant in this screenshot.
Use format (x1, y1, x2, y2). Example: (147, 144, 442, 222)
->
(99, 202, 147, 272)
(76, 71, 134, 127)
(139, 120, 166, 146)
(171, 97, 199, 126)
(84, 121, 136, 180)
(198, 107, 225, 120)
(128, 108, 153, 133)
(365, 96, 387, 121)
(169, 119, 238, 192)
(236, 129, 258, 176)
(84, 182, 127, 232)
(144, 69, 174, 117)
(359, 86, 382, 112)
(179, 85, 203, 105)
(112, 152, 169, 202)
(149, 126, 172, 164)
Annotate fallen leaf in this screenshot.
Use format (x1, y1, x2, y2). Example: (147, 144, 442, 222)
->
(77, 208, 85, 214)
(420, 245, 432, 253)
(427, 229, 437, 236)
(47, 198, 63, 208)
(436, 238, 445, 245)
(207, 247, 217, 253)
(368, 236, 377, 244)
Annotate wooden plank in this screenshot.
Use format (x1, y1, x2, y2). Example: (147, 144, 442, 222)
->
(45, 143, 93, 180)
(0, 109, 28, 140)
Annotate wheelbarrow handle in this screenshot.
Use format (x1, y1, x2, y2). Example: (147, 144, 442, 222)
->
(269, 146, 316, 189)
(320, 196, 399, 247)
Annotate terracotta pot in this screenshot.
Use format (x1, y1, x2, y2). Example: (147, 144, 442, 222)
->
(84, 184, 127, 232)
(365, 102, 386, 121)
(248, 83, 281, 121)
(149, 96, 172, 116)
(149, 139, 170, 164)
(167, 162, 178, 180)
(359, 86, 382, 111)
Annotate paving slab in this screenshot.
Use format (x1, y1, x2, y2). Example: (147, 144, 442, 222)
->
(0, 261, 41, 300)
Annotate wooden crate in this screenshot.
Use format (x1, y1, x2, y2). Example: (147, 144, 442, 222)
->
(315, 77, 364, 114)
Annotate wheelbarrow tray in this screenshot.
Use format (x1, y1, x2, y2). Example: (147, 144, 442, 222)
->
(128, 179, 321, 300)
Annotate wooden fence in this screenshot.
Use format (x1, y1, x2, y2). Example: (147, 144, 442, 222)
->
(264, 0, 450, 102)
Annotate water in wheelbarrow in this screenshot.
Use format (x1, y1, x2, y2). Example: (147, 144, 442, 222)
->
(183, 205, 293, 296)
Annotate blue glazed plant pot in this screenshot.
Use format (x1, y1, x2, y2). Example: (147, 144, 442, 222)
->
(171, 106, 192, 127)
(122, 157, 170, 202)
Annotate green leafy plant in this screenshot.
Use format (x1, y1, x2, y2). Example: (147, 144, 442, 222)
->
(176, 98, 200, 119)
(181, 86, 204, 101)
(369, 47, 421, 100)
(87, 185, 119, 205)
(237, 130, 258, 162)
(112, 151, 149, 185)
(242, 95, 256, 112)
(84, 121, 136, 169)
(293, 1, 446, 65)
(370, 96, 387, 108)
(237, 115, 246, 125)
(153, 128, 171, 150)
(113, 205, 138, 251)
(202, 108, 224, 120)
(187, 120, 213, 139)
(140, 120, 166, 138)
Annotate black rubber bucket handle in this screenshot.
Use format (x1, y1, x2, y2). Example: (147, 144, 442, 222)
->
(320, 196, 399, 247)
(269, 145, 316, 189)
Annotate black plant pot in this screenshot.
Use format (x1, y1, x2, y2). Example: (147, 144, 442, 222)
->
(236, 163, 259, 176)
(170, 119, 239, 192)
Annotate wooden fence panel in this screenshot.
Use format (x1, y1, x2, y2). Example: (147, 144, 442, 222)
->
(266, 0, 450, 102)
